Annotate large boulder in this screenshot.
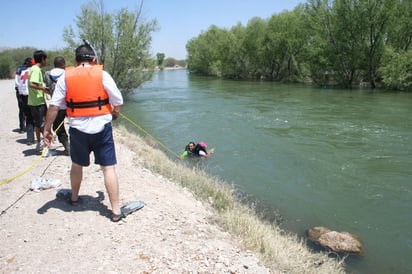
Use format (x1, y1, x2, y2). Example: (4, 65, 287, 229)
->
(307, 226, 363, 254)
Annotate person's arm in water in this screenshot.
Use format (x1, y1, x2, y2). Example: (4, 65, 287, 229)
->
(180, 150, 188, 159)
(199, 148, 214, 157)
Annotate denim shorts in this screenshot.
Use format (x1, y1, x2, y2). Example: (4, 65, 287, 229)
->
(69, 123, 117, 167)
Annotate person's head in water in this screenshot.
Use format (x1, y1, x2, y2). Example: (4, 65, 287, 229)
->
(186, 142, 196, 152)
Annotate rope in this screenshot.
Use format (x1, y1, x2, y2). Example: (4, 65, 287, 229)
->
(0, 120, 65, 186)
(119, 112, 181, 159)
(1, 112, 183, 187)
(0, 147, 59, 217)
(1, 111, 186, 217)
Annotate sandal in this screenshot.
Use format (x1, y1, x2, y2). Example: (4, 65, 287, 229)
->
(121, 201, 145, 217)
(56, 189, 81, 206)
(69, 197, 82, 206)
(111, 212, 124, 222)
(110, 201, 145, 222)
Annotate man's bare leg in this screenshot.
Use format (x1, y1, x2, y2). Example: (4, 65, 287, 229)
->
(101, 165, 121, 216)
(70, 163, 83, 202)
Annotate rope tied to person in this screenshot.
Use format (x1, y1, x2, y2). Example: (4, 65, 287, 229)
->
(118, 112, 181, 159)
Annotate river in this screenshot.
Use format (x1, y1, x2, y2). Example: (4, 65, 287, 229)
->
(121, 69, 412, 274)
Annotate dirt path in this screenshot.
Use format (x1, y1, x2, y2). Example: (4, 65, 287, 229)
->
(0, 79, 271, 273)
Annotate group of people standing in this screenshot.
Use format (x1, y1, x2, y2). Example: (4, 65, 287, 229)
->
(15, 51, 69, 155)
(14, 43, 125, 222)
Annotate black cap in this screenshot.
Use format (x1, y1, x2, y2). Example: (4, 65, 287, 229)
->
(75, 44, 96, 62)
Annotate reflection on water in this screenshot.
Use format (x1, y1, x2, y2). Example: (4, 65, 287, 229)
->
(123, 70, 412, 274)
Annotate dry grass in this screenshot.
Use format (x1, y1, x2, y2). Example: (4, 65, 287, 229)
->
(116, 125, 347, 273)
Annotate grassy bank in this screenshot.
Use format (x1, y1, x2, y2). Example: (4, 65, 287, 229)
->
(115, 125, 346, 273)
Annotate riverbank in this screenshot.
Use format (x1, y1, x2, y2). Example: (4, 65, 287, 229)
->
(0, 79, 345, 273)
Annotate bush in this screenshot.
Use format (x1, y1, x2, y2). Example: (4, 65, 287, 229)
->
(379, 47, 412, 91)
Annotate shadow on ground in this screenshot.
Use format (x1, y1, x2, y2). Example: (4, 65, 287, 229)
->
(37, 190, 111, 220)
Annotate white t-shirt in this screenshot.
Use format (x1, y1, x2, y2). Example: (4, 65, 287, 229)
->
(15, 67, 30, 96)
(50, 64, 123, 134)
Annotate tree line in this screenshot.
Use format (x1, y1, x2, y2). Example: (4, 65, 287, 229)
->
(186, 0, 411, 91)
(2, 0, 409, 92)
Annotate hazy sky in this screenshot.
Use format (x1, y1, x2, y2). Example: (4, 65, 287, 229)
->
(0, 0, 303, 59)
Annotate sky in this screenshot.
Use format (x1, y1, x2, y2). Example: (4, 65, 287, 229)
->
(0, 0, 303, 60)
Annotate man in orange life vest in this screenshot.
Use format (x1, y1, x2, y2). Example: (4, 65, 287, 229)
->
(43, 43, 124, 222)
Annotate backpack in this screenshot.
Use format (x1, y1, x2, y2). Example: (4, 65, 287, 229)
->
(45, 69, 64, 97)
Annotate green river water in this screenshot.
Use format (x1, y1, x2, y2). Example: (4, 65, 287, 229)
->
(122, 70, 412, 274)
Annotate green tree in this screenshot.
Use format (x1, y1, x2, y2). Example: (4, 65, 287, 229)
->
(304, 0, 359, 87)
(278, 8, 308, 81)
(185, 0, 410, 90)
(63, 0, 158, 95)
(156, 53, 165, 67)
(386, 0, 412, 51)
(164, 57, 188, 68)
(186, 25, 219, 75)
(378, 0, 412, 90)
(302, 0, 334, 85)
(186, 35, 208, 74)
(0, 47, 36, 79)
(242, 17, 267, 79)
(209, 27, 238, 78)
(379, 47, 412, 91)
(228, 23, 248, 78)
(0, 53, 12, 79)
(261, 10, 307, 81)
(357, 0, 396, 88)
(175, 59, 187, 67)
(304, 0, 395, 88)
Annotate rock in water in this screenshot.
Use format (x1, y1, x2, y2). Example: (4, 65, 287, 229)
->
(307, 226, 363, 254)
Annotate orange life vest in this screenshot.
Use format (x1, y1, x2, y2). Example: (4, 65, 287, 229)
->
(65, 65, 112, 117)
